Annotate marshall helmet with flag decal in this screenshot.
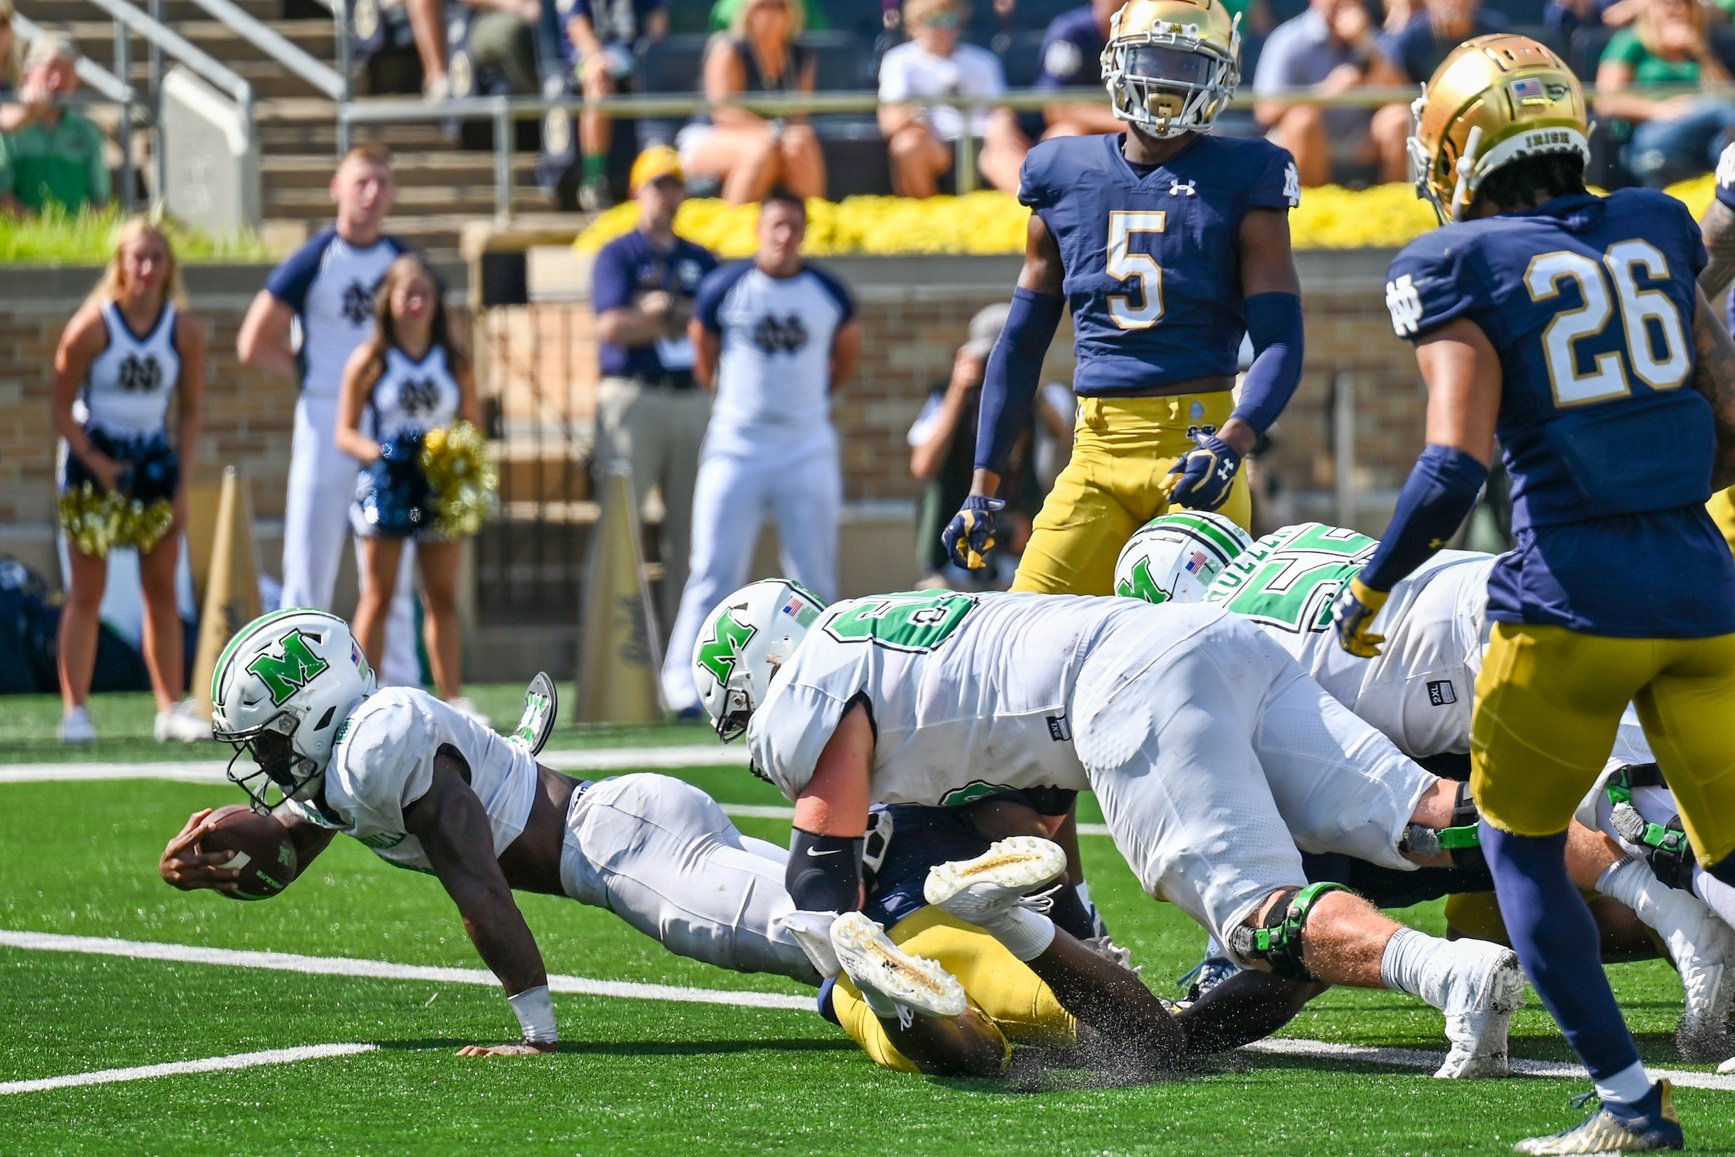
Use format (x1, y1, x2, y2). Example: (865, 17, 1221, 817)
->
(210, 608, 376, 809)
(1114, 511, 1253, 605)
(693, 579, 827, 742)
(1102, 0, 1241, 139)
(1409, 33, 1589, 223)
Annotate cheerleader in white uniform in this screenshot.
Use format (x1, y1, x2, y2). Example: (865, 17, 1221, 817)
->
(336, 253, 483, 712)
(49, 218, 207, 744)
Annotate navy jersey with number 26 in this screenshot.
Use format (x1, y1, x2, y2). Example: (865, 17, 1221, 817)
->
(1019, 133, 1299, 397)
(1384, 188, 1735, 638)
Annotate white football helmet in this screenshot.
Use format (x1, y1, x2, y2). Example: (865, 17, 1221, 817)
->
(1114, 511, 1253, 605)
(692, 578, 827, 742)
(211, 608, 376, 809)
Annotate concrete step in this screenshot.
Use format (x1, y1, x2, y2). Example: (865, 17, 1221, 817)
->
(261, 149, 541, 190)
(21, 0, 285, 27)
(263, 180, 556, 218)
(61, 18, 336, 63)
(257, 211, 539, 256)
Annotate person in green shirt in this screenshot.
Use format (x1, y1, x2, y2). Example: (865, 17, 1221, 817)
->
(0, 33, 110, 216)
(1595, 0, 1735, 186)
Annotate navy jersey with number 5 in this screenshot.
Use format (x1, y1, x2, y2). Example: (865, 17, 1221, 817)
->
(1384, 188, 1735, 638)
(1019, 133, 1299, 397)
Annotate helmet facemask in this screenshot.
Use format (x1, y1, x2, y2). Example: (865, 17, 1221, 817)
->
(1103, 9, 1240, 139)
(223, 713, 325, 811)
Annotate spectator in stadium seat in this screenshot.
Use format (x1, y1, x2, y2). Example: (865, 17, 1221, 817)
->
(1033, 0, 1119, 138)
(1544, 0, 1625, 38)
(1367, 0, 1508, 187)
(678, 0, 826, 204)
(0, 34, 109, 216)
(709, 0, 826, 31)
(0, 0, 21, 104)
(878, 0, 1029, 196)
(392, 0, 454, 100)
(566, 0, 670, 211)
(462, 0, 544, 95)
(1597, 0, 1735, 186)
(1251, 0, 1395, 187)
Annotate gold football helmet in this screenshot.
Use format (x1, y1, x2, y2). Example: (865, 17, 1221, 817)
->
(1101, 0, 1241, 139)
(1410, 33, 1589, 223)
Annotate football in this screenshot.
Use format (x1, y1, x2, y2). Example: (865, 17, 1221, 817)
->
(196, 804, 298, 902)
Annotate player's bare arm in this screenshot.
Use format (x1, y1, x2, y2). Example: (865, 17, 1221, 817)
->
(1698, 197, 1735, 301)
(235, 290, 297, 375)
(688, 317, 722, 389)
(402, 749, 556, 1056)
(829, 319, 862, 390)
(1689, 284, 1735, 489)
(50, 302, 123, 491)
(1415, 319, 1503, 464)
(334, 344, 385, 463)
(786, 703, 874, 915)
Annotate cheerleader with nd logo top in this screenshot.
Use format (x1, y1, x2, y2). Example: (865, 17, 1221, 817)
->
(336, 254, 485, 713)
(49, 217, 207, 744)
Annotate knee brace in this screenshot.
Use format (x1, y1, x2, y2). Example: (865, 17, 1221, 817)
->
(1227, 882, 1351, 982)
(1605, 764, 1694, 890)
(1401, 782, 1486, 871)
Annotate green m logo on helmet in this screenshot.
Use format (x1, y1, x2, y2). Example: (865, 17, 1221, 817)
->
(696, 611, 757, 689)
(245, 628, 331, 706)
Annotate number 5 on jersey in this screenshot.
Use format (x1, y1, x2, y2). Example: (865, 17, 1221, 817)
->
(1107, 211, 1167, 330)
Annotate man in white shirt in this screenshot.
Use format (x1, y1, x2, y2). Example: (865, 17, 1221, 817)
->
(877, 0, 1029, 196)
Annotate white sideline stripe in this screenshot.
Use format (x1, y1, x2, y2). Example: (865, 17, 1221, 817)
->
(1244, 1037, 1735, 1093)
(0, 760, 1122, 836)
(0, 930, 812, 1011)
(0, 1043, 379, 1096)
(4, 930, 1731, 1091)
(0, 744, 749, 786)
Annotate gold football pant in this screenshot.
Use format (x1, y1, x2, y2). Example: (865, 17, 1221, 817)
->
(831, 907, 1077, 1074)
(1709, 486, 1735, 559)
(1011, 392, 1249, 596)
(1471, 622, 1735, 865)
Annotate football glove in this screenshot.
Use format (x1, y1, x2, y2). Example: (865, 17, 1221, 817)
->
(1330, 577, 1389, 658)
(941, 495, 1006, 570)
(1167, 432, 1242, 512)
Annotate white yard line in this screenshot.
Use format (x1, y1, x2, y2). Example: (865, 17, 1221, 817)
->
(0, 930, 811, 1012)
(3, 929, 1730, 1092)
(0, 1043, 379, 1096)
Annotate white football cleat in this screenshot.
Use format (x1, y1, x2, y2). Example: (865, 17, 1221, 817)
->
(505, 672, 558, 756)
(154, 701, 210, 744)
(1650, 888, 1735, 1062)
(922, 836, 1069, 928)
(1719, 1056, 1735, 1075)
(1433, 940, 1526, 1079)
(829, 912, 967, 1019)
(58, 706, 96, 744)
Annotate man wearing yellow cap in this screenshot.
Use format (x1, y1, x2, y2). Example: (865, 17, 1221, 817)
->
(591, 146, 720, 638)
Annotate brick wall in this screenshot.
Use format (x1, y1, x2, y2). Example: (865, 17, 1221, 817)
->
(0, 251, 1428, 589)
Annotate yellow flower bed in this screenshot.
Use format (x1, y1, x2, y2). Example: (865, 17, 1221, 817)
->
(574, 176, 1719, 257)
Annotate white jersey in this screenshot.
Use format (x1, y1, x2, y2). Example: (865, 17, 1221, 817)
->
(83, 300, 179, 437)
(749, 591, 1181, 806)
(264, 227, 407, 400)
(1201, 523, 1494, 758)
(692, 260, 854, 454)
(286, 687, 537, 871)
(368, 346, 461, 442)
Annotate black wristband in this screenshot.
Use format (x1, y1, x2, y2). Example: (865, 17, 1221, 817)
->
(786, 828, 864, 913)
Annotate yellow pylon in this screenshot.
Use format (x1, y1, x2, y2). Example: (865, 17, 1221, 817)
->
(190, 467, 263, 721)
(574, 465, 665, 724)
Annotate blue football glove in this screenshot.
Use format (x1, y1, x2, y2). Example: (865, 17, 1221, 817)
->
(1167, 432, 1242, 512)
(1330, 577, 1390, 658)
(941, 496, 1006, 570)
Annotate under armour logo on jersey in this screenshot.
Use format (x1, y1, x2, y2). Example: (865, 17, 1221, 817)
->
(341, 280, 375, 325)
(399, 376, 441, 416)
(116, 354, 162, 393)
(751, 313, 809, 356)
(1385, 274, 1424, 337)
(1282, 161, 1301, 209)
(1169, 180, 1196, 197)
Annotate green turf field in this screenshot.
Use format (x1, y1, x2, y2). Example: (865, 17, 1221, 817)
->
(2, 688, 1731, 1154)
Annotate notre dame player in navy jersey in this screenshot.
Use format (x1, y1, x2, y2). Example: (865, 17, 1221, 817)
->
(941, 0, 1305, 595)
(1330, 34, 1735, 1154)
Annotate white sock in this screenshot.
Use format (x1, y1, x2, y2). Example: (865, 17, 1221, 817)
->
(1596, 857, 1669, 923)
(1594, 1060, 1654, 1108)
(1379, 927, 1452, 1002)
(983, 906, 1057, 962)
(1692, 867, 1735, 930)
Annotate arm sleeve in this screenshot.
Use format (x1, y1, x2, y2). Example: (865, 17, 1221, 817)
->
(1384, 241, 1478, 342)
(692, 263, 744, 334)
(1248, 143, 1300, 210)
(264, 232, 334, 313)
(1357, 444, 1489, 593)
(975, 286, 1065, 476)
(590, 238, 634, 314)
(747, 682, 855, 801)
(878, 46, 911, 102)
(1233, 292, 1305, 435)
(330, 699, 438, 839)
(806, 265, 856, 325)
(1601, 29, 1644, 68)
